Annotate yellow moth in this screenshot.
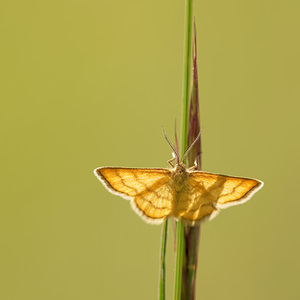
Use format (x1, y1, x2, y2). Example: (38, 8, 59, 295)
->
(94, 132, 263, 224)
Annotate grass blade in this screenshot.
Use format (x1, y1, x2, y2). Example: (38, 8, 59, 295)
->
(159, 219, 168, 300)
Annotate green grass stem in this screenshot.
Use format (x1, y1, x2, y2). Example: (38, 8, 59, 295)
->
(159, 219, 168, 300)
(174, 220, 185, 300)
(181, 0, 194, 154)
(175, 0, 194, 300)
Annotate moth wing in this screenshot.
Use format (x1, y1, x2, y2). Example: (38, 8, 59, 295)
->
(176, 171, 263, 223)
(94, 167, 174, 224)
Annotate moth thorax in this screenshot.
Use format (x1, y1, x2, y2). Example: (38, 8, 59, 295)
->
(173, 163, 188, 192)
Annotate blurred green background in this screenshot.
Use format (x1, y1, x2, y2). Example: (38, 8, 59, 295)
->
(1, 0, 299, 299)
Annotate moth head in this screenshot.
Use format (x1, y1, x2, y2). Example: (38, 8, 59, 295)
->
(175, 163, 186, 173)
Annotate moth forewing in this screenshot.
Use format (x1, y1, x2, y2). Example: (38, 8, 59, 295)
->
(94, 167, 173, 224)
(94, 168, 133, 201)
(188, 170, 264, 210)
(214, 177, 264, 209)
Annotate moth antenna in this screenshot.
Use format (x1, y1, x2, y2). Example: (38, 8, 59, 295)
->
(174, 120, 180, 164)
(162, 126, 180, 162)
(181, 128, 203, 163)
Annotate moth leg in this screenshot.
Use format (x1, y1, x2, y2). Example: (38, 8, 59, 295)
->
(188, 160, 198, 171)
(167, 152, 176, 167)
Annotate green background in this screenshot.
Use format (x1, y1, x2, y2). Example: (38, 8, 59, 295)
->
(1, 0, 299, 299)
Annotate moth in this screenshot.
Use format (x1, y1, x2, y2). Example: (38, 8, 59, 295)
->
(94, 132, 263, 224)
